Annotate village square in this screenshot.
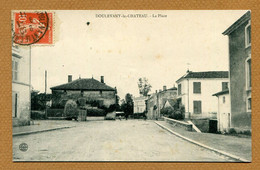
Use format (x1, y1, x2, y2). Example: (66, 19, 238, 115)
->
(12, 11, 251, 162)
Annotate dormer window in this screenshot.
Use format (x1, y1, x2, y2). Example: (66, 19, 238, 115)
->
(245, 20, 251, 48)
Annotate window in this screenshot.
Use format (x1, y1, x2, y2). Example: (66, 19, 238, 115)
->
(12, 92, 18, 117)
(247, 97, 251, 112)
(245, 20, 251, 48)
(222, 82, 229, 91)
(245, 55, 251, 90)
(178, 84, 182, 95)
(12, 59, 19, 81)
(193, 82, 201, 94)
(193, 101, 202, 114)
(223, 96, 226, 103)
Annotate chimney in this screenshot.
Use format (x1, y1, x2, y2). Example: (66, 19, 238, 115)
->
(68, 75, 72, 82)
(163, 85, 167, 91)
(101, 76, 104, 83)
(155, 90, 158, 93)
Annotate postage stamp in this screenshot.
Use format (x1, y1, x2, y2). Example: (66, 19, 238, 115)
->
(12, 11, 53, 45)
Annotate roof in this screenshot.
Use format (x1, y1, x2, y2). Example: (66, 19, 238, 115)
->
(165, 99, 177, 107)
(50, 78, 116, 91)
(212, 89, 229, 96)
(162, 99, 177, 109)
(176, 71, 229, 83)
(222, 11, 251, 35)
(134, 96, 148, 101)
(168, 87, 177, 90)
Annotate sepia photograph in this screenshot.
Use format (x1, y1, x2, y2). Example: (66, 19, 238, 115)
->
(12, 10, 251, 162)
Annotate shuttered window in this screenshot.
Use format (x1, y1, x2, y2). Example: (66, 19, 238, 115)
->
(193, 101, 202, 114)
(222, 82, 229, 91)
(12, 92, 18, 117)
(12, 60, 19, 81)
(193, 82, 201, 94)
(178, 84, 182, 95)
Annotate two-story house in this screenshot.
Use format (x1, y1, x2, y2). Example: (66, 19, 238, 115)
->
(12, 45, 31, 126)
(133, 96, 148, 114)
(176, 71, 229, 119)
(222, 11, 251, 132)
(50, 76, 117, 108)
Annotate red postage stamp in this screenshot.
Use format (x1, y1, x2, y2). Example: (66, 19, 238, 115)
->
(13, 11, 53, 45)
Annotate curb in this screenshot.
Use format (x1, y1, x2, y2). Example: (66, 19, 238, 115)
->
(13, 126, 75, 136)
(154, 121, 250, 162)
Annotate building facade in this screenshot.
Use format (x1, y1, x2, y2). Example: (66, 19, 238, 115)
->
(12, 45, 31, 126)
(176, 71, 229, 119)
(133, 96, 148, 114)
(223, 11, 251, 131)
(51, 76, 117, 108)
(213, 90, 230, 133)
(146, 86, 177, 119)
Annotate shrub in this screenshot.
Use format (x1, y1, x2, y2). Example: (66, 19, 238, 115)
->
(161, 105, 185, 120)
(18, 118, 30, 126)
(77, 97, 86, 107)
(228, 128, 237, 134)
(132, 112, 146, 119)
(86, 108, 106, 117)
(64, 100, 78, 119)
(46, 109, 64, 117)
(105, 112, 116, 120)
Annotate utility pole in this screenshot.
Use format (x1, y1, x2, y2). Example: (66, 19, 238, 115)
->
(45, 70, 47, 118)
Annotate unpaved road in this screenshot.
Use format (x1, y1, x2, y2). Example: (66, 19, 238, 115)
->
(13, 120, 235, 161)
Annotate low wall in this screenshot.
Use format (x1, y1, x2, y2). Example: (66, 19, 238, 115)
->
(163, 116, 192, 131)
(190, 119, 209, 133)
(87, 117, 105, 121)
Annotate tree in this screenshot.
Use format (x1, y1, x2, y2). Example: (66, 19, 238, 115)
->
(31, 90, 47, 110)
(121, 93, 133, 115)
(137, 77, 152, 96)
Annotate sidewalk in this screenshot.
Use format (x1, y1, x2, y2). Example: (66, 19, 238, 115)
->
(156, 121, 251, 161)
(13, 120, 77, 136)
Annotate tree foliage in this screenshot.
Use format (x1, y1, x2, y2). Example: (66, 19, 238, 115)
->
(64, 100, 78, 119)
(137, 77, 152, 96)
(31, 90, 51, 110)
(121, 93, 133, 115)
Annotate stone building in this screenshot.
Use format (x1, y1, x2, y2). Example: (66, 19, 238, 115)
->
(222, 11, 251, 132)
(146, 85, 177, 119)
(50, 76, 117, 108)
(12, 45, 31, 126)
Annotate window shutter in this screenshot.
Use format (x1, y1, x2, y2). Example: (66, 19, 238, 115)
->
(193, 82, 201, 94)
(193, 101, 202, 114)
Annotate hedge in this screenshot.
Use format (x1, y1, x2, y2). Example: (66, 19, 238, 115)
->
(47, 109, 64, 117)
(86, 108, 106, 117)
(31, 110, 46, 120)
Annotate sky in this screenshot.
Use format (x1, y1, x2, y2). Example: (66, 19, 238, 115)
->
(31, 10, 247, 99)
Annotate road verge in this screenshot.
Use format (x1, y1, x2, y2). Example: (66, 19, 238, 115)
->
(154, 121, 250, 162)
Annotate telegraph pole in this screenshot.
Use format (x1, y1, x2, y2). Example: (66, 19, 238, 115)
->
(45, 70, 47, 118)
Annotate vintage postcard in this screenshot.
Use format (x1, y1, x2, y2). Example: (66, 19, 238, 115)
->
(12, 10, 251, 162)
